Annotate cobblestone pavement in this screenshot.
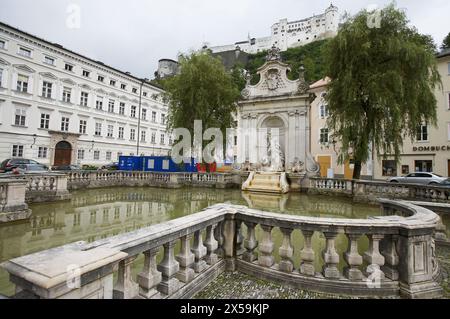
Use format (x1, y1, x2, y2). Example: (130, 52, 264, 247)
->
(196, 246, 450, 299)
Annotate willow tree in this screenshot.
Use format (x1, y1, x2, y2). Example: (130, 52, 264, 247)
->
(325, 4, 441, 179)
(164, 51, 241, 166)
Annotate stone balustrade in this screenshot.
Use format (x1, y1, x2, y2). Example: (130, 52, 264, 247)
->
(0, 173, 71, 203)
(0, 199, 443, 299)
(67, 171, 236, 190)
(309, 178, 449, 203)
(0, 179, 31, 223)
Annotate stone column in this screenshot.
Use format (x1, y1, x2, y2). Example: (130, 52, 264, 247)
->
(204, 225, 219, 265)
(300, 229, 315, 276)
(322, 232, 340, 279)
(344, 232, 363, 280)
(298, 110, 307, 164)
(243, 222, 258, 262)
(157, 241, 181, 296)
(113, 256, 139, 299)
(137, 248, 162, 299)
(176, 234, 195, 283)
(279, 228, 294, 273)
(191, 230, 207, 273)
(287, 111, 297, 169)
(258, 225, 274, 268)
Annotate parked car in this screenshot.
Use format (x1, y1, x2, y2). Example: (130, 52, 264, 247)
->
(99, 162, 119, 171)
(387, 172, 446, 185)
(51, 165, 82, 171)
(0, 158, 49, 173)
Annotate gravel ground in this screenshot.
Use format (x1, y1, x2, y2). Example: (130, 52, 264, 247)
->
(195, 246, 450, 299)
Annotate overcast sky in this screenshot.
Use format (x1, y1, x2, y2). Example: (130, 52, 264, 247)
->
(1, 0, 449, 79)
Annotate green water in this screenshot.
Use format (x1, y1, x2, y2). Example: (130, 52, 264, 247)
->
(0, 187, 445, 297)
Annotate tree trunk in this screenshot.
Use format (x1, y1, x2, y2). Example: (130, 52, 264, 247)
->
(352, 160, 362, 180)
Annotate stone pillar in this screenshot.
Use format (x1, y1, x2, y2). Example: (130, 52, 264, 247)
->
(191, 230, 207, 273)
(279, 228, 294, 273)
(287, 111, 296, 169)
(344, 233, 363, 280)
(258, 225, 274, 268)
(300, 230, 315, 276)
(322, 232, 340, 279)
(243, 222, 258, 262)
(113, 256, 139, 299)
(137, 248, 162, 299)
(157, 241, 181, 296)
(397, 229, 443, 299)
(176, 234, 195, 283)
(222, 214, 236, 271)
(204, 225, 219, 265)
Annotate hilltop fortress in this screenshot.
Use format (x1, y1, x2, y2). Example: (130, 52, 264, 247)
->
(206, 4, 339, 54)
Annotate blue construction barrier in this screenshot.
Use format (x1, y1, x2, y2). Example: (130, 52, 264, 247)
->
(118, 156, 145, 171)
(119, 156, 197, 172)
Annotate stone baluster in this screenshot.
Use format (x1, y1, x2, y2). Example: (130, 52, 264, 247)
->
(157, 241, 181, 295)
(322, 231, 340, 279)
(137, 248, 162, 299)
(344, 232, 363, 280)
(243, 222, 258, 262)
(380, 235, 399, 280)
(300, 230, 315, 276)
(191, 230, 207, 273)
(214, 222, 224, 258)
(204, 225, 219, 265)
(279, 228, 294, 273)
(176, 234, 195, 283)
(235, 221, 245, 256)
(363, 234, 385, 280)
(258, 225, 274, 268)
(113, 256, 139, 299)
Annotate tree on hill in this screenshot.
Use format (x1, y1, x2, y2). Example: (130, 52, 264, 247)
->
(324, 4, 441, 179)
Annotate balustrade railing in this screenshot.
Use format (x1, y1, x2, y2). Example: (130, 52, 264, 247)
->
(310, 177, 449, 203)
(1, 199, 443, 299)
(67, 171, 235, 190)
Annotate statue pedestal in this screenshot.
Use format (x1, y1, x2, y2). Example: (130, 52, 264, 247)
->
(242, 171, 289, 194)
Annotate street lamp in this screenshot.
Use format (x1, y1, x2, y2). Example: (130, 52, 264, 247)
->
(136, 77, 149, 155)
(30, 134, 37, 149)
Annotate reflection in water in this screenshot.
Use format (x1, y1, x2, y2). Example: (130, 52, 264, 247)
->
(1, 186, 444, 297)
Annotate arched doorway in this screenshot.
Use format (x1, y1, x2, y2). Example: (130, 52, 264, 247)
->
(54, 141, 72, 166)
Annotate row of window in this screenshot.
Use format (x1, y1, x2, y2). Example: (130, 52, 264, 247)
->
(11, 145, 168, 161)
(0, 39, 147, 95)
(3, 73, 166, 123)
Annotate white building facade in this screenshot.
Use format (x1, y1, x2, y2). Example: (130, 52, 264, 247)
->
(209, 4, 339, 54)
(0, 22, 171, 167)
